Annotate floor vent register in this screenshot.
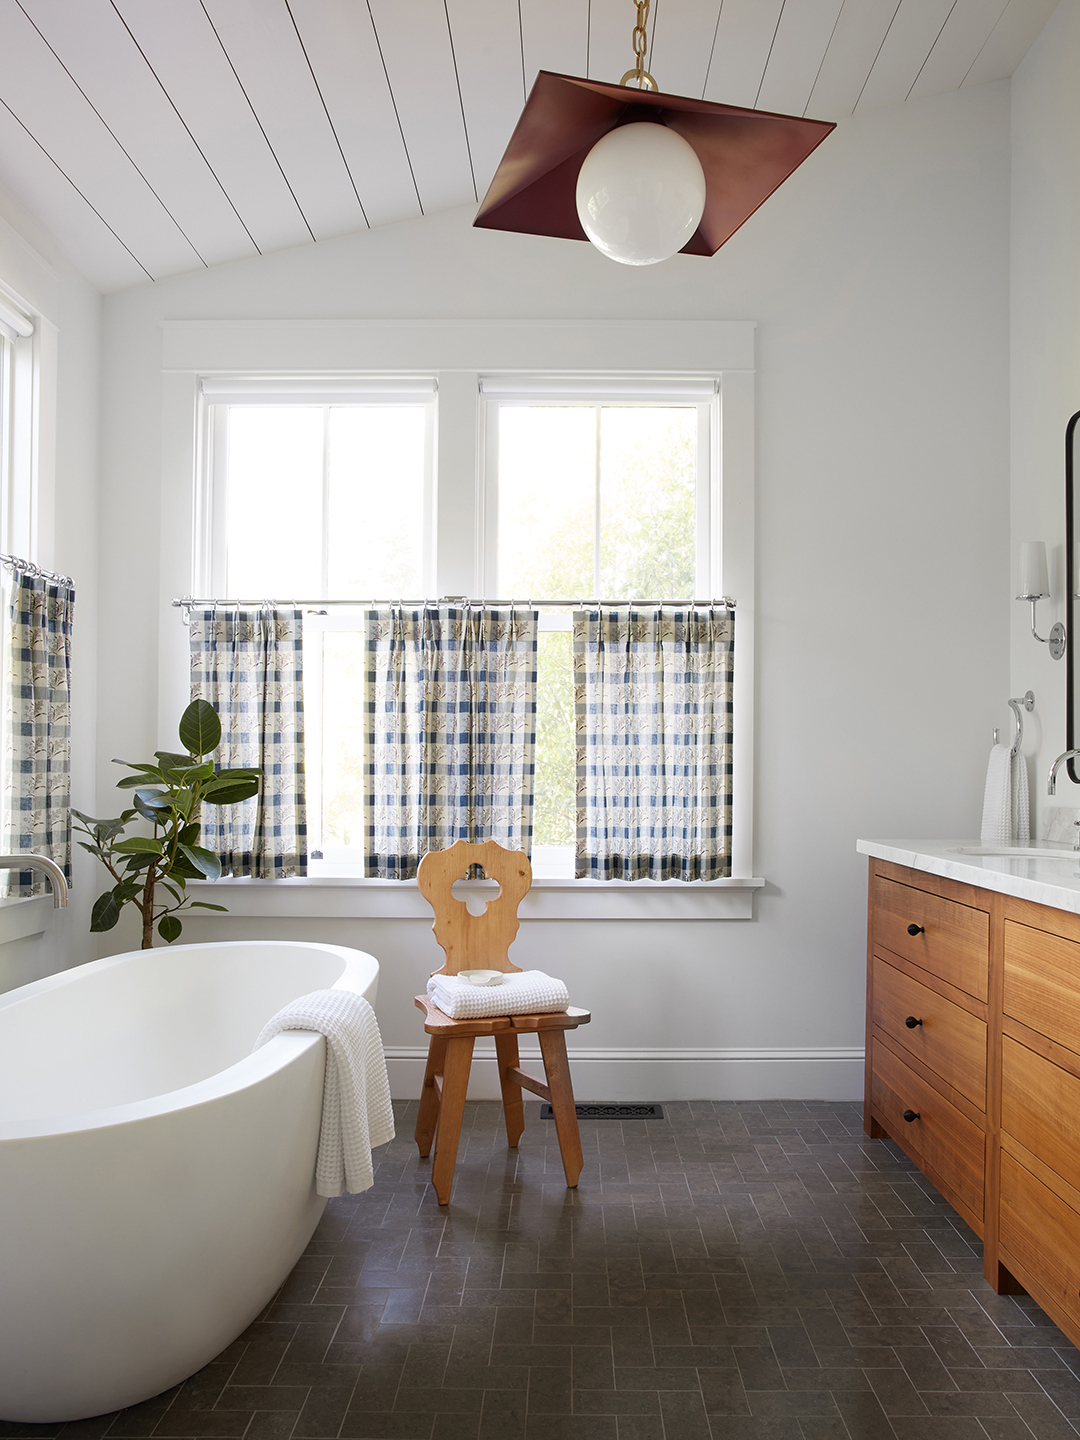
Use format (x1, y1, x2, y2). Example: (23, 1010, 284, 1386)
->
(540, 1102, 665, 1119)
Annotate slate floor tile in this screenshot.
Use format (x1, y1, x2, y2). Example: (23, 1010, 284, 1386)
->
(30, 1102, 1080, 1440)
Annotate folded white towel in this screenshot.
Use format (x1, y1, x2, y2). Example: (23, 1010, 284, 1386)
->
(426, 969, 570, 1020)
(254, 989, 395, 1197)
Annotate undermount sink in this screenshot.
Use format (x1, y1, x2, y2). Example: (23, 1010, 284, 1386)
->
(950, 845, 1080, 860)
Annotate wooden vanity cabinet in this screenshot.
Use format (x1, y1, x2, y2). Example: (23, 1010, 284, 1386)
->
(866, 860, 1080, 1342)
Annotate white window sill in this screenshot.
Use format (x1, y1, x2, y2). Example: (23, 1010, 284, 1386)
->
(191, 874, 765, 920)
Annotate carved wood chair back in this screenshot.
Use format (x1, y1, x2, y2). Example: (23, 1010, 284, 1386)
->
(417, 839, 532, 976)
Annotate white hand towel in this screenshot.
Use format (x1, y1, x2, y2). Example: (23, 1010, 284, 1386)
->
(254, 989, 395, 1197)
(426, 969, 570, 1020)
(1011, 750, 1030, 845)
(980, 743, 1012, 845)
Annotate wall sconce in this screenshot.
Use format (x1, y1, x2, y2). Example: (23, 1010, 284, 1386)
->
(1018, 540, 1066, 659)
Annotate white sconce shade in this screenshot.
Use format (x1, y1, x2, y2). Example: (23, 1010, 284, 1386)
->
(575, 123, 707, 267)
(1018, 541, 1051, 600)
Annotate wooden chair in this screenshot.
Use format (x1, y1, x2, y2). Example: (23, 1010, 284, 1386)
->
(413, 839, 591, 1205)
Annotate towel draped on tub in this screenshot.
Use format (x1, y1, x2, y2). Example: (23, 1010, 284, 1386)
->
(254, 989, 395, 1197)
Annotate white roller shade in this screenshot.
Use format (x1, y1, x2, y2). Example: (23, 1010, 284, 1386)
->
(479, 374, 718, 401)
(200, 375, 437, 405)
(0, 295, 34, 344)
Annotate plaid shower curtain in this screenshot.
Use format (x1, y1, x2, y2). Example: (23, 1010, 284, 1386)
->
(365, 604, 538, 878)
(189, 607, 307, 878)
(4, 569, 74, 895)
(574, 605, 734, 881)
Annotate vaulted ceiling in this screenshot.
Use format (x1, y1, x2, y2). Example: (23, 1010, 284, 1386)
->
(0, 0, 1060, 292)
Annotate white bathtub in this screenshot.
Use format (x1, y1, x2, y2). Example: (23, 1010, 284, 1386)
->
(0, 939, 380, 1423)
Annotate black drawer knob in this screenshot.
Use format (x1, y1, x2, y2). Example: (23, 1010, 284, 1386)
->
(905, 1016, 923, 1029)
(907, 923, 925, 936)
(902, 1109, 920, 1123)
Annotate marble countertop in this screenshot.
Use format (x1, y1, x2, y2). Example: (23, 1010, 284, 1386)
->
(857, 839, 1080, 915)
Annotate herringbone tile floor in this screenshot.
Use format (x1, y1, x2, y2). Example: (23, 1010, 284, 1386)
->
(4, 1100, 1080, 1440)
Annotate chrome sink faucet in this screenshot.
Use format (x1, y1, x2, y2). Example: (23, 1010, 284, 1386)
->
(0, 854, 68, 907)
(1047, 750, 1080, 795)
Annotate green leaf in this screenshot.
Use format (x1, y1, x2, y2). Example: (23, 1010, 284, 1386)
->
(178, 699, 221, 758)
(179, 822, 201, 846)
(90, 892, 122, 931)
(160, 881, 186, 904)
(133, 788, 172, 809)
(190, 901, 228, 911)
(113, 760, 163, 774)
(157, 914, 183, 944)
(154, 751, 194, 768)
(113, 836, 164, 855)
(133, 797, 162, 825)
(178, 844, 222, 881)
(171, 760, 215, 782)
(77, 840, 102, 856)
(123, 853, 157, 872)
(115, 773, 164, 789)
(202, 778, 260, 805)
(167, 853, 206, 882)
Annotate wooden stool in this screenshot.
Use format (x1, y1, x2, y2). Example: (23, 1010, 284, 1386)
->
(413, 839, 591, 1205)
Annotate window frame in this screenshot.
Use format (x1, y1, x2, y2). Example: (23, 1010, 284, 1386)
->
(164, 318, 759, 911)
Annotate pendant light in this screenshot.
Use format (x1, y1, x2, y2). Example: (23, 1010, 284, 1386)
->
(474, 0, 835, 266)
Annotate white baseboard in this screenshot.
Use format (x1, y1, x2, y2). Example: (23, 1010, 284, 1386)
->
(384, 1045, 865, 1102)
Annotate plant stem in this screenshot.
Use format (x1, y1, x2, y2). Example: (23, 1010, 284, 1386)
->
(141, 865, 156, 949)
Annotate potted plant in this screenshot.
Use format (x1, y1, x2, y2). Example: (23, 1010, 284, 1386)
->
(73, 699, 261, 948)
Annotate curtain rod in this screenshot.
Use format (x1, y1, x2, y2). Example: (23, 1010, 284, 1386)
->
(173, 595, 736, 611)
(1, 554, 73, 587)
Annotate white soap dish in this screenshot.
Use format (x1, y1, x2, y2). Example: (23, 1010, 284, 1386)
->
(458, 969, 504, 986)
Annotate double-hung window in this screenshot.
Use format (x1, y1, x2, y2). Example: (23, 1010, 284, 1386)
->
(192, 348, 751, 887)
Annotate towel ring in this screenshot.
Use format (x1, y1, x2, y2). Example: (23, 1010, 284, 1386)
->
(994, 690, 1035, 758)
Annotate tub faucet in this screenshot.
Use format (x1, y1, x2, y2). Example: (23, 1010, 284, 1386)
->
(1047, 750, 1080, 795)
(0, 854, 68, 907)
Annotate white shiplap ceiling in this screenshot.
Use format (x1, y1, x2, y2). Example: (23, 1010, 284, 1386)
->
(0, 0, 1060, 292)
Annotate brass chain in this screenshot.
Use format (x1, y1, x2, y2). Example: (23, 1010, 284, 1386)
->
(620, 0, 658, 90)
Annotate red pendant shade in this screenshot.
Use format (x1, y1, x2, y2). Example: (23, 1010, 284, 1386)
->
(474, 71, 835, 258)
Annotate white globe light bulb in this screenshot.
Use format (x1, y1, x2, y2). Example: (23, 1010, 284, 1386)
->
(575, 122, 706, 266)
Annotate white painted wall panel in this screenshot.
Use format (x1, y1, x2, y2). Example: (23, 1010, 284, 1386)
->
(113, 0, 311, 255)
(446, 0, 526, 198)
(287, 0, 420, 228)
(19, 0, 256, 269)
(0, 101, 146, 290)
(702, 0, 787, 108)
(366, 0, 477, 212)
(856, 0, 958, 111)
(907, 0, 1007, 98)
(200, 0, 366, 240)
(963, 0, 1061, 84)
(756, 0, 846, 116)
(0, 0, 200, 278)
(519, 0, 589, 91)
(806, 0, 901, 117)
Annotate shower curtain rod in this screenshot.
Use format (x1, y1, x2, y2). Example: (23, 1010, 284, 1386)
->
(1, 553, 73, 587)
(173, 595, 737, 612)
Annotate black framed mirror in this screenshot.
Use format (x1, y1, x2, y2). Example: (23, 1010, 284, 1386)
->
(1067, 408, 1080, 781)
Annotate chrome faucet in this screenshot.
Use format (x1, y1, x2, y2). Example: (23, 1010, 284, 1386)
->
(0, 853, 68, 907)
(1048, 750, 1080, 795)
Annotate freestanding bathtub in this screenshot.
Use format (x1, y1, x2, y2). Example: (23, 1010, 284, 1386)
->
(0, 939, 380, 1422)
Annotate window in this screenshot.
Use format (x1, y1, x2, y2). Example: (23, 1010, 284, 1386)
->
(201, 374, 728, 879)
(482, 380, 717, 875)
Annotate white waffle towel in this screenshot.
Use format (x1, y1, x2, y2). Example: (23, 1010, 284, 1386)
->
(427, 969, 570, 1020)
(254, 989, 395, 1197)
(980, 743, 1031, 846)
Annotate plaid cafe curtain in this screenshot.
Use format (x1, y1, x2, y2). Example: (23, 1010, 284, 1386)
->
(574, 605, 735, 882)
(4, 568, 74, 895)
(365, 604, 538, 879)
(189, 607, 307, 878)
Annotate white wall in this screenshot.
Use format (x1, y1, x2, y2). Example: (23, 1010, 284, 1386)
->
(98, 80, 1011, 1099)
(0, 183, 101, 991)
(1011, 0, 1080, 836)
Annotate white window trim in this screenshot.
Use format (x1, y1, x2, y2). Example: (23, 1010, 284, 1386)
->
(160, 319, 759, 916)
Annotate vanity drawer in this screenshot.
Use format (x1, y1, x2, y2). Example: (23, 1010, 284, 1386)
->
(1002, 1035, 1080, 1193)
(872, 956, 986, 1108)
(1004, 920, 1080, 1055)
(872, 875, 988, 1001)
(871, 1038, 984, 1227)
(1000, 1150, 1080, 1336)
